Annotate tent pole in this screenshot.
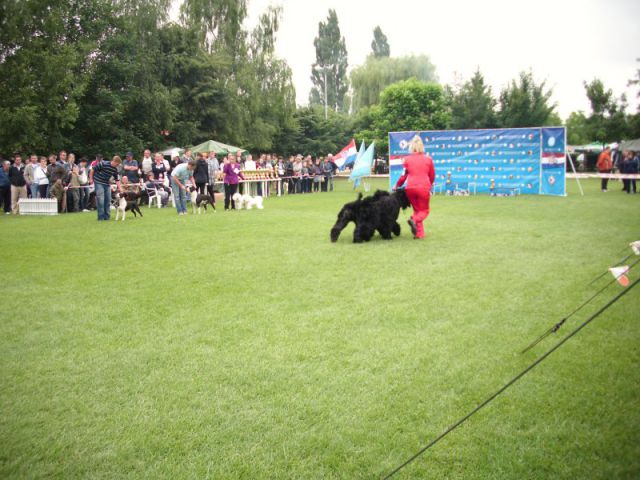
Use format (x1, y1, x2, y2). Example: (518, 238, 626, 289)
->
(567, 152, 584, 196)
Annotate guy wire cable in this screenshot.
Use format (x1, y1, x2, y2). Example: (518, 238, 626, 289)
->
(588, 240, 639, 286)
(588, 252, 635, 286)
(614, 242, 635, 257)
(381, 275, 639, 480)
(521, 256, 640, 354)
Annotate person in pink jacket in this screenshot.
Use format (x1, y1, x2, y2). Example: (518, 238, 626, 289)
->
(394, 136, 435, 239)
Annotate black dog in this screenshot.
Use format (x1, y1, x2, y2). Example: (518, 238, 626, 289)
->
(115, 192, 143, 220)
(190, 187, 215, 214)
(330, 193, 362, 242)
(123, 191, 141, 203)
(330, 189, 409, 243)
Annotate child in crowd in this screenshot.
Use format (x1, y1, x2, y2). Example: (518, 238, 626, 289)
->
(49, 179, 65, 213)
(67, 165, 81, 212)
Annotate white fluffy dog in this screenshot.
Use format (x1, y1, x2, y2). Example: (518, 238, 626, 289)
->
(245, 195, 263, 210)
(232, 192, 244, 209)
(231, 192, 264, 210)
(240, 194, 253, 209)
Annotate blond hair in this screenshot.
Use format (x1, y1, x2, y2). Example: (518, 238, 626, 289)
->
(409, 135, 425, 153)
(111, 155, 122, 165)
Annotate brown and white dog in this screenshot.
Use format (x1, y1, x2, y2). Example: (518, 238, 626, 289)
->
(115, 192, 143, 221)
(190, 187, 215, 214)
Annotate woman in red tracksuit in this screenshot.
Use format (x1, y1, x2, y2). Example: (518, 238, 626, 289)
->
(394, 137, 435, 239)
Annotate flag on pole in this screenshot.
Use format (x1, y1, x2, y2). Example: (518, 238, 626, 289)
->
(333, 139, 358, 170)
(630, 240, 640, 256)
(350, 141, 374, 188)
(609, 266, 630, 287)
(349, 141, 366, 187)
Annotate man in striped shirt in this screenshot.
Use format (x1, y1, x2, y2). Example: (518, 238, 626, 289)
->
(89, 155, 122, 221)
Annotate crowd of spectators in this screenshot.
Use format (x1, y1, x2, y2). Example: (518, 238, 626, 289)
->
(0, 148, 341, 215)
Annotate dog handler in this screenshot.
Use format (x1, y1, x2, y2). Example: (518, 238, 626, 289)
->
(171, 159, 196, 215)
(222, 154, 245, 210)
(394, 135, 435, 239)
(89, 155, 121, 221)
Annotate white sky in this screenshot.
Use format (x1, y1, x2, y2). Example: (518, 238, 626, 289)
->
(173, 0, 640, 120)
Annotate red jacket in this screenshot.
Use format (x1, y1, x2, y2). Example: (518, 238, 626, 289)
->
(395, 153, 435, 190)
(596, 150, 612, 172)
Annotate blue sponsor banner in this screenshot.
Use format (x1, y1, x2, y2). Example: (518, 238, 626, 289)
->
(540, 127, 566, 196)
(389, 127, 566, 195)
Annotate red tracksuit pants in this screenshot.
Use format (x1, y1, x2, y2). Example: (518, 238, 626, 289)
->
(406, 187, 431, 238)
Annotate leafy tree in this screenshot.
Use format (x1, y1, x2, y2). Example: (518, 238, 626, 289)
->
(71, 1, 176, 156)
(565, 112, 590, 145)
(177, 0, 295, 151)
(371, 26, 390, 58)
(180, 0, 247, 54)
(0, 0, 115, 153)
(497, 71, 555, 128)
(246, 6, 297, 151)
(447, 69, 497, 129)
(156, 24, 226, 147)
(0, 0, 298, 158)
(356, 79, 449, 154)
(179, 0, 252, 147)
(581, 79, 631, 143)
(628, 112, 640, 139)
(309, 9, 349, 113)
(350, 55, 437, 112)
(584, 78, 614, 116)
(278, 106, 352, 156)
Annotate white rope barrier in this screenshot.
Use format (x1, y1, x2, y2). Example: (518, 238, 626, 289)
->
(567, 173, 640, 179)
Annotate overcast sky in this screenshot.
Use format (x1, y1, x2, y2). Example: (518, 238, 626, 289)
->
(174, 0, 640, 120)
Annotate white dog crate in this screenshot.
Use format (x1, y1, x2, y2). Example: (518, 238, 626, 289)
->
(18, 199, 58, 216)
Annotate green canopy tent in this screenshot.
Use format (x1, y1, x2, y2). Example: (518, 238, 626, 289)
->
(190, 140, 246, 155)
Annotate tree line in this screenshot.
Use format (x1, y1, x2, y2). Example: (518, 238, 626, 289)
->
(0, 0, 296, 157)
(1, 2, 639, 159)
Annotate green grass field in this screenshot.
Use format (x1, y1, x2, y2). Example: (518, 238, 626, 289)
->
(1, 177, 639, 479)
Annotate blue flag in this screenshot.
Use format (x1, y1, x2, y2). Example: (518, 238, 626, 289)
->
(350, 142, 375, 189)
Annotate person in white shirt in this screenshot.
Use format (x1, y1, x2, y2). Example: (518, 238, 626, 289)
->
(33, 157, 49, 198)
(78, 157, 90, 211)
(141, 149, 153, 177)
(244, 154, 256, 170)
(207, 152, 220, 195)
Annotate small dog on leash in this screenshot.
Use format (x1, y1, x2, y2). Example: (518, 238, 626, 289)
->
(115, 192, 143, 221)
(190, 187, 215, 214)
